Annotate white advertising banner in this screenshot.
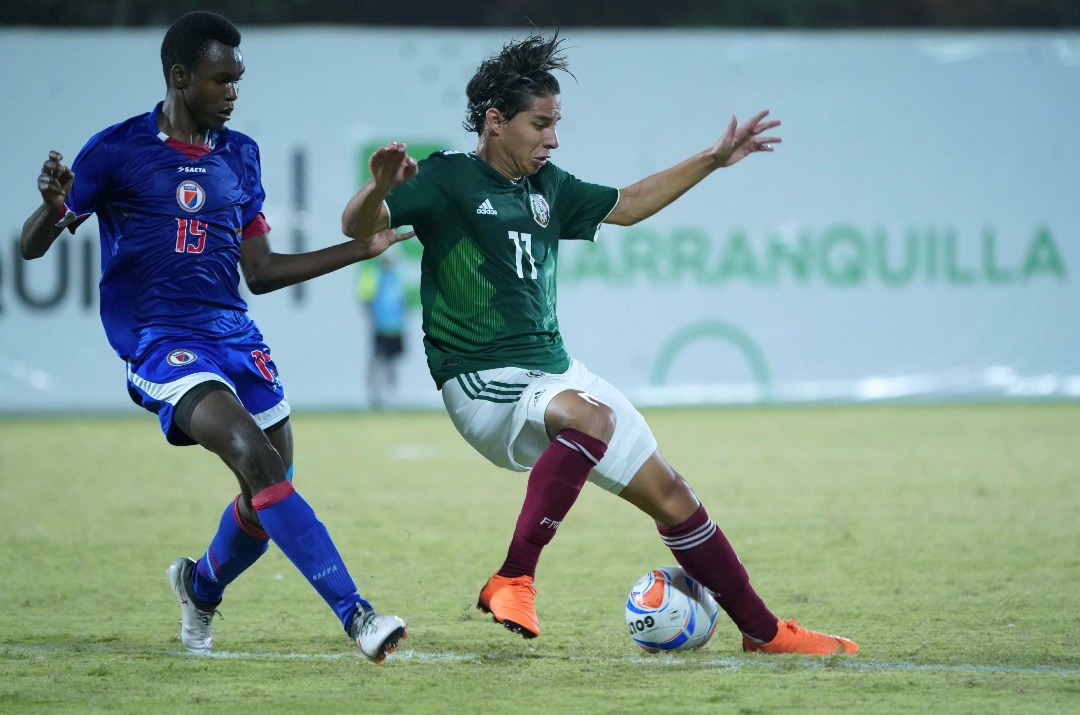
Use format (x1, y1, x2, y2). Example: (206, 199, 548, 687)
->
(1, 29, 1078, 412)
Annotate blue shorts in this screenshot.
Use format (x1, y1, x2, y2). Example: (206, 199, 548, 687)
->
(125, 328, 291, 446)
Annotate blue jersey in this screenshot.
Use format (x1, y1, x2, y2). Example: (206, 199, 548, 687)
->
(61, 102, 267, 361)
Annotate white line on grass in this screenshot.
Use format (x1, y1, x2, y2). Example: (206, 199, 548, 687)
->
(200, 648, 479, 662)
(2, 645, 1077, 675)
(615, 654, 1080, 675)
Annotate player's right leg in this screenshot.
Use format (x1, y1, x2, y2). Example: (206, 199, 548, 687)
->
(444, 365, 613, 639)
(127, 345, 270, 654)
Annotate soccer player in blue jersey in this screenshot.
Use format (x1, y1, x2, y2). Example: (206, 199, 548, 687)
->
(19, 11, 408, 663)
(341, 33, 858, 655)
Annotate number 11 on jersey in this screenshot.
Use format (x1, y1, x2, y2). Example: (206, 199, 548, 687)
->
(508, 231, 537, 279)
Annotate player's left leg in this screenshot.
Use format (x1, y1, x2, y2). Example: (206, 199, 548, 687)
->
(615, 453, 782, 644)
(574, 367, 857, 655)
(187, 386, 405, 661)
(225, 339, 405, 661)
(615, 452, 857, 655)
(139, 335, 404, 659)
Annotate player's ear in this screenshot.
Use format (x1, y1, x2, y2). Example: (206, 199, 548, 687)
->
(170, 64, 189, 91)
(484, 108, 506, 135)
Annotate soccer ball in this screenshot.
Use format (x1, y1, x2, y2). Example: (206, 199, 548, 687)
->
(625, 566, 720, 653)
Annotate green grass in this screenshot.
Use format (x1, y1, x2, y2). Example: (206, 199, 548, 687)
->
(1, 404, 1078, 713)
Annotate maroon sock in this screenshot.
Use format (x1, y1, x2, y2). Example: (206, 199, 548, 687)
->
(498, 428, 608, 579)
(658, 504, 779, 643)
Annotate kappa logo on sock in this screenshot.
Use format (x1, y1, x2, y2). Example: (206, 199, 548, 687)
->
(311, 564, 340, 581)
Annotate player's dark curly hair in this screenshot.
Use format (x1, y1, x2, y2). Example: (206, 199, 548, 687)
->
(160, 11, 241, 84)
(464, 33, 573, 135)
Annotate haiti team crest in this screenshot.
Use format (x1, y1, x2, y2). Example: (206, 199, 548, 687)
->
(529, 193, 550, 228)
(176, 180, 206, 212)
(166, 349, 198, 367)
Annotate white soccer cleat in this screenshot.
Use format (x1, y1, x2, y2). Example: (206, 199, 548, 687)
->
(348, 607, 407, 664)
(166, 556, 221, 655)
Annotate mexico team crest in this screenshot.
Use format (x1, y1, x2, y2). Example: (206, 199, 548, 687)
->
(176, 180, 206, 212)
(529, 193, 550, 228)
(166, 349, 198, 366)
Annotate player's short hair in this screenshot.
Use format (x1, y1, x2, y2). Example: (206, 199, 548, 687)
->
(160, 11, 241, 84)
(464, 33, 572, 135)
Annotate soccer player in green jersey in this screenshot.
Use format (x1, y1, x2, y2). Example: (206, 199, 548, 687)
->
(342, 33, 858, 655)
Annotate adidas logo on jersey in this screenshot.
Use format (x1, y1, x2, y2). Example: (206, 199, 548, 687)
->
(476, 199, 498, 215)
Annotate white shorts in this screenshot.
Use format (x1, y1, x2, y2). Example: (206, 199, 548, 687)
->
(441, 359, 658, 493)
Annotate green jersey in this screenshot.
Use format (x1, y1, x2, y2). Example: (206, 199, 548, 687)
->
(385, 151, 619, 388)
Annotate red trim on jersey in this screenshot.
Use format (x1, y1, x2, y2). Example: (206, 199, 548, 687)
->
(56, 205, 90, 234)
(252, 481, 296, 510)
(242, 212, 271, 239)
(232, 495, 270, 540)
(164, 136, 213, 159)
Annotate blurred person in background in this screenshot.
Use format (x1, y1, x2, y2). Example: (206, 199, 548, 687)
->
(19, 10, 410, 663)
(341, 33, 858, 654)
(357, 252, 407, 409)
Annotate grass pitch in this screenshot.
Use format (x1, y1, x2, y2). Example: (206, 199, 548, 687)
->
(1, 403, 1078, 713)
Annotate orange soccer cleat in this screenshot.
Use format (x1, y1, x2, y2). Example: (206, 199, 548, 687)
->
(742, 618, 858, 655)
(477, 573, 540, 639)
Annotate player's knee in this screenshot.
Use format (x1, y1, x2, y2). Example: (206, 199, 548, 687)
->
(572, 397, 617, 442)
(658, 473, 699, 523)
(219, 424, 285, 491)
(634, 469, 698, 526)
(546, 390, 617, 442)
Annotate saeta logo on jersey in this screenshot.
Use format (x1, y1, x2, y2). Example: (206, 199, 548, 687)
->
(175, 180, 206, 212)
(529, 194, 550, 228)
(166, 349, 198, 366)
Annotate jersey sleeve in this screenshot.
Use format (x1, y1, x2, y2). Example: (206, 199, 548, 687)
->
(554, 168, 619, 242)
(384, 154, 448, 230)
(239, 140, 267, 230)
(61, 131, 116, 233)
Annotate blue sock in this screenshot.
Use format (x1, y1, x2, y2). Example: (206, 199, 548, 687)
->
(253, 481, 370, 631)
(192, 496, 270, 605)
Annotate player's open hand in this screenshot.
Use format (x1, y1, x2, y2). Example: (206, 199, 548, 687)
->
(712, 110, 782, 168)
(361, 227, 417, 260)
(368, 142, 418, 190)
(37, 150, 75, 209)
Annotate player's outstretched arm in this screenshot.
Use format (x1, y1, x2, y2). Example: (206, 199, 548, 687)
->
(239, 228, 415, 295)
(341, 142, 417, 240)
(20, 151, 74, 260)
(605, 110, 781, 227)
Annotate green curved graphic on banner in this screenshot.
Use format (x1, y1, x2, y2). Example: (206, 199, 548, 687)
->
(650, 320, 771, 397)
